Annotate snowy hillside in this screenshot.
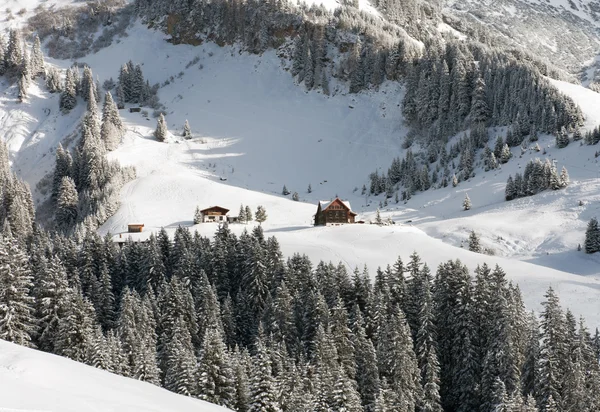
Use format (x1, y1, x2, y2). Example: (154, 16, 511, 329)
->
(443, 0, 600, 76)
(0, 339, 230, 412)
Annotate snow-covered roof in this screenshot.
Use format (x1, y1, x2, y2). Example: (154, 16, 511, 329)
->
(319, 198, 354, 212)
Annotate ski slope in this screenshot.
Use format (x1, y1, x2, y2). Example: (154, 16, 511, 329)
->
(0, 339, 230, 412)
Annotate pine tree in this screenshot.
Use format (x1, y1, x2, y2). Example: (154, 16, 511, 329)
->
(0, 235, 36, 346)
(537, 288, 566, 410)
(163, 315, 198, 396)
(55, 293, 97, 363)
(249, 336, 282, 412)
(468, 230, 481, 253)
(100, 91, 123, 151)
(194, 205, 203, 224)
(463, 193, 471, 211)
(154, 114, 168, 142)
(282, 185, 290, 195)
(292, 192, 300, 201)
(60, 68, 77, 112)
(452, 174, 458, 187)
(4, 29, 22, 76)
(56, 177, 78, 229)
(198, 326, 236, 407)
(35, 257, 71, 352)
(30, 35, 44, 78)
(585, 217, 600, 254)
(17, 73, 27, 102)
(559, 167, 569, 188)
(500, 144, 511, 164)
(505, 175, 516, 201)
(182, 120, 192, 139)
(239, 204, 248, 224)
(255, 205, 267, 225)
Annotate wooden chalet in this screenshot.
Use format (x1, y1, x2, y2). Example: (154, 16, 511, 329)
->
(315, 198, 357, 226)
(200, 206, 230, 223)
(128, 223, 144, 233)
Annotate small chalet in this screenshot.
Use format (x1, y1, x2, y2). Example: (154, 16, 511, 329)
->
(200, 206, 230, 223)
(315, 198, 357, 226)
(128, 223, 144, 233)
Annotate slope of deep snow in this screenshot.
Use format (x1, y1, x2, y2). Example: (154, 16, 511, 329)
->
(0, 339, 230, 412)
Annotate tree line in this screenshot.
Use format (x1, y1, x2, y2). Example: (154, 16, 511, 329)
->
(0, 219, 598, 411)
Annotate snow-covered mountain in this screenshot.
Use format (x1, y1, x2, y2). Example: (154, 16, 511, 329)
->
(442, 0, 600, 81)
(3, 0, 600, 408)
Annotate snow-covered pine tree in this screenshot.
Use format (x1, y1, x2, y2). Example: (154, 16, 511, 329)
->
(30, 35, 45, 78)
(500, 143, 511, 163)
(505, 175, 516, 201)
(245, 205, 253, 222)
(45, 67, 62, 93)
(463, 193, 471, 211)
(194, 206, 203, 224)
(100, 91, 123, 151)
(56, 176, 78, 228)
(584, 217, 600, 254)
(4, 29, 22, 76)
(163, 315, 198, 396)
(249, 335, 282, 412)
(0, 235, 36, 347)
(452, 174, 458, 187)
(282, 185, 290, 195)
(198, 326, 236, 407)
(559, 166, 569, 188)
(17, 73, 27, 102)
(60, 68, 77, 112)
(182, 120, 192, 139)
(537, 287, 567, 410)
(238, 204, 247, 224)
(154, 113, 168, 142)
(468, 230, 481, 253)
(34, 256, 71, 352)
(255, 205, 267, 225)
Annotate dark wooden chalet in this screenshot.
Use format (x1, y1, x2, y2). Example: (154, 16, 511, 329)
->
(200, 206, 230, 223)
(315, 198, 357, 226)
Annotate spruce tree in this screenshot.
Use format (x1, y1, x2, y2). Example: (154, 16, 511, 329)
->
(468, 230, 481, 253)
(182, 120, 192, 139)
(100, 91, 123, 151)
(56, 176, 78, 229)
(463, 193, 471, 211)
(198, 326, 236, 407)
(249, 336, 282, 412)
(0, 235, 36, 346)
(154, 114, 168, 142)
(584, 217, 600, 254)
(255, 206, 267, 225)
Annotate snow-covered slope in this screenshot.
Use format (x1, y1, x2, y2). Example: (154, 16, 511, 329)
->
(443, 0, 600, 76)
(0, 339, 230, 412)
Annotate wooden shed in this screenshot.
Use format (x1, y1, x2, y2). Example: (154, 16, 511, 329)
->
(128, 223, 144, 233)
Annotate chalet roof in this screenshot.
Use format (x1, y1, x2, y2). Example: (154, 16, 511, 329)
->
(319, 198, 357, 215)
(128, 223, 145, 227)
(200, 206, 230, 214)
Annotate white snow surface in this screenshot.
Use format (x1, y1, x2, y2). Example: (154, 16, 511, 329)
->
(0, 339, 230, 412)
